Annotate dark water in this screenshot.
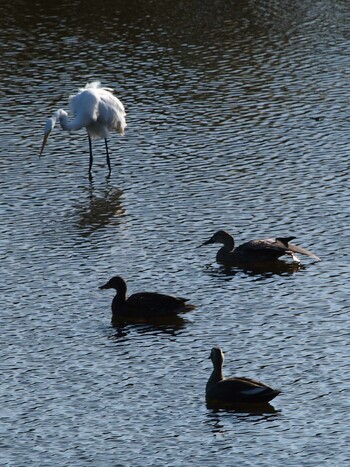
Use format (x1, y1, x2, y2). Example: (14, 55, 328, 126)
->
(1, 1, 349, 465)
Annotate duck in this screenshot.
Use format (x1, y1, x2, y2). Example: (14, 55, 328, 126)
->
(201, 230, 320, 266)
(99, 276, 195, 323)
(206, 347, 281, 407)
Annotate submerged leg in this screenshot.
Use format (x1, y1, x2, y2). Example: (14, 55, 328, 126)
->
(88, 135, 93, 174)
(105, 138, 111, 175)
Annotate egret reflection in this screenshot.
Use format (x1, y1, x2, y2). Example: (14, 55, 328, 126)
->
(75, 185, 125, 235)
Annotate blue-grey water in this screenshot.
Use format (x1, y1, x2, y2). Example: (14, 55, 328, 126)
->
(1, 1, 349, 465)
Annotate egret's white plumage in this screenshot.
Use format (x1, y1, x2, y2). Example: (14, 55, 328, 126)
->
(40, 81, 126, 175)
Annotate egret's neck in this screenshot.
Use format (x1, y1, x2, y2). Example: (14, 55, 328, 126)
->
(55, 109, 70, 130)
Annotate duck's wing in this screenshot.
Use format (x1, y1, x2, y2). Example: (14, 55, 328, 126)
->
(234, 238, 291, 261)
(286, 242, 320, 260)
(207, 377, 280, 404)
(224, 376, 271, 390)
(127, 292, 193, 315)
(237, 238, 286, 252)
(258, 237, 319, 260)
(236, 237, 319, 261)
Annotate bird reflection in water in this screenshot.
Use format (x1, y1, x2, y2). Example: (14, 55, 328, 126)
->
(75, 184, 125, 236)
(232, 260, 304, 276)
(108, 315, 187, 340)
(205, 259, 305, 279)
(206, 400, 279, 414)
(204, 407, 280, 451)
(205, 402, 280, 439)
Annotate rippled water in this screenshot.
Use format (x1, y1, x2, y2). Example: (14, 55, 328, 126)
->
(1, 1, 349, 465)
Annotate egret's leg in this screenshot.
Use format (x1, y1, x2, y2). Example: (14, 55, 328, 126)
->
(105, 138, 111, 175)
(88, 135, 93, 174)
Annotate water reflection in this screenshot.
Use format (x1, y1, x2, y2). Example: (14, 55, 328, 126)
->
(108, 316, 186, 338)
(206, 401, 279, 414)
(74, 184, 125, 235)
(204, 260, 305, 279)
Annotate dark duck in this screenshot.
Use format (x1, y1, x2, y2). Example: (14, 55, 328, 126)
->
(201, 230, 320, 266)
(206, 347, 281, 408)
(100, 276, 195, 323)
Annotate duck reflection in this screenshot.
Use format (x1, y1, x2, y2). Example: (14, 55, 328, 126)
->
(235, 260, 304, 277)
(204, 406, 280, 445)
(206, 400, 279, 414)
(108, 316, 187, 339)
(205, 259, 304, 279)
(75, 183, 125, 236)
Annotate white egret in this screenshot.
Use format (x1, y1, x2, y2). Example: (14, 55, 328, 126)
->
(40, 81, 126, 175)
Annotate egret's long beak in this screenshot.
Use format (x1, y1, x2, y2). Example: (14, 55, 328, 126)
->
(39, 132, 50, 157)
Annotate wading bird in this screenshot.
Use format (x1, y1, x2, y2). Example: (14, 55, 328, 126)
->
(206, 347, 280, 407)
(40, 82, 126, 175)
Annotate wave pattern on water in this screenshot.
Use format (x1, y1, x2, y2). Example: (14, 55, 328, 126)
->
(1, 1, 349, 466)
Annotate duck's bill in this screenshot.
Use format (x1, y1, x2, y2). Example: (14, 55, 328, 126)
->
(39, 132, 50, 156)
(200, 238, 214, 246)
(99, 282, 111, 290)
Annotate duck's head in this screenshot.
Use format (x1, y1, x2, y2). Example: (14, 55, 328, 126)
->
(210, 347, 224, 367)
(99, 276, 127, 293)
(201, 230, 233, 246)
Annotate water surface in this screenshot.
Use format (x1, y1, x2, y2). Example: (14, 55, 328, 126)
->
(1, 1, 349, 465)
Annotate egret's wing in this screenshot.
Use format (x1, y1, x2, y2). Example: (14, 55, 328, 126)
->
(98, 91, 126, 135)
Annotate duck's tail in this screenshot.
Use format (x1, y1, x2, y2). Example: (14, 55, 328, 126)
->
(240, 386, 281, 403)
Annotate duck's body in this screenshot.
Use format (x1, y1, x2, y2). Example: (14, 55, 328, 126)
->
(201, 230, 319, 266)
(206, 347, 280, 407)
(100, 276, 194, 323)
